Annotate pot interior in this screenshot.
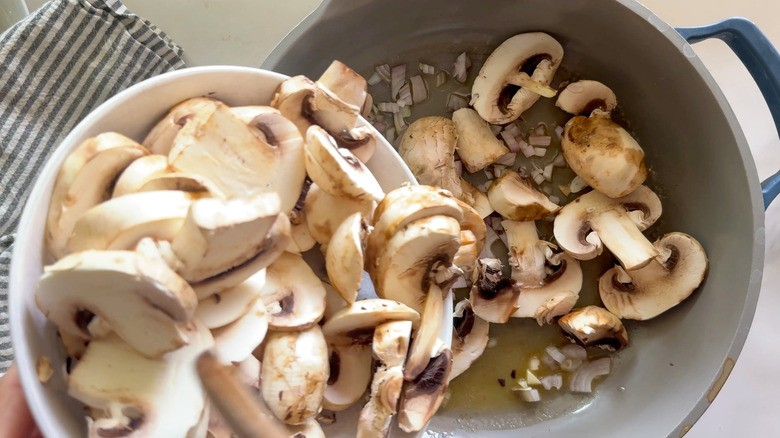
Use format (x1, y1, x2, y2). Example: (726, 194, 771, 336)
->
(265, 0, 763, 436)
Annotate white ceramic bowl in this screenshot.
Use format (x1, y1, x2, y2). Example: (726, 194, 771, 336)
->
(8, 66, 429, 437)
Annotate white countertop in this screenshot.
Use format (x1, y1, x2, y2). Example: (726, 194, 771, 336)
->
(16, 0, 780, 436)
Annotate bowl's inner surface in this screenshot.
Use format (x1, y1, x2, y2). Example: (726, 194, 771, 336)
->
(266, 0, 759, 436)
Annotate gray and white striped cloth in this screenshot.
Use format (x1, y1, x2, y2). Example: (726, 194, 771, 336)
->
(0, 0, 186, 374)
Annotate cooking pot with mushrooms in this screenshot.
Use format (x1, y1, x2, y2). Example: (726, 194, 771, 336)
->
(263, 0, 780, 436)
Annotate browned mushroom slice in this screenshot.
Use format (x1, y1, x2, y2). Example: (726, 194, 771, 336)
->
(469, 258, 519, 323)
(558, 306, 628, 351)
(259, 252, 326, 331)
(398, 346, 453, 433)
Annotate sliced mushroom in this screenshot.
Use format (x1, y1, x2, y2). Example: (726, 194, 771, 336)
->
(326, 212, 370, 304)
(459, 178, 494, 218)
(45, 132, 149, 259)
(170, 193, 281, 282)
(317, 60, 368, 110)
(357, 320, 413, 438)
(455, 198, 487, 260)
(36, 247, 197, 358)
(321, 298, 420, 340)
(558, 306, 628, 351)
(449, 300, 490, 382)
(555, 80, 618, 116)
(398, 346, 453, 433)
(405, 283, 447, 380)
(195, 269, 266, 329)
(322, 342, 372, 412)
(398, 116, 463, 198)
(261, 325, 329, 425)
(469, 258, 519, 323)
(67, 320, 212, 437)
(142, 97, 220, 156)
(451, 108, 510, 173)
(322, 281, 348, 324)
(286, 176, 314, 255)
(562, 114, 648, 198)
(304, 125, 384, 202)
(472, 32, 564, 124)
(229, 105, 307, 214)
(488, 171, 560, 221)
(66, 190, 202, 254)
(512, 252, 583, 325)
(599, 232, 708, 320)
(211, 297, 268, 363)
(502, 220, 547, 287)
(553, 185, 662, 270)
(285, 418, 326, 438)
(304, 183, 376, 246)
(259, 252, 326, 331)
(112, 154, 210, 198)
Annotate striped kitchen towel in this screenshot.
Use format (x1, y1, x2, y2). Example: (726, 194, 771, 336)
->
(0, 0, 186, 374)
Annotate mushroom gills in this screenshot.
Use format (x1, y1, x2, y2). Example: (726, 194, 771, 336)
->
(259, 252, 326, 331)
(322, 342, 372, 412)
(449, 300, 490, 382)
(555, 80, 618, 116)
(469, 258, 519, 323)
(558, 306, 629, 351)
(398, 347, 453, 433)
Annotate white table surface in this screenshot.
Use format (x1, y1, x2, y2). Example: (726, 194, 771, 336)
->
(16, 0, 780, 436)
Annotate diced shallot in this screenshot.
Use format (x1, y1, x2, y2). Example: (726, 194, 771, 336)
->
(569, 176, 589, 193)
(372, 122, 386, 134)
(515, 387, 541, 402)
(570, 357, 612, 393)
(534, 147, 547, 157)
(560, 358, 583, 372)
(519, 140, 535, 158)
(529, 135, 552, 146)
(390, 64, 406, 99)
(555, 125, 564, 139)
(447, 93, 470, 112)
(490, 124, 503, 136)
(503, 123, 522, 137)
(375, 64, 391, 83)
(500, 131, 521, 153)
(531, 169, 545, 186)
(385, 127, 396, 144)
(477, 180, 492, 193)
(418, 62, 436, 75)
(367, 71, 382, 86)
(529, 356, 541, 371)
(409, 75, 429, 104)
(397, 82, 413, 107)
(533, 123, 547, 136)
(493, 166, 506, 179)
(435, 70, 448, 87)
(543, 163, 554, 182)
(545, 345, 566, 364)
(541, 185, 552, 195)
(451, 52, 472, 83)
(526, 370, 541, 386)
(393, 111, 408, 133)
(541, 374, 563, 391)
(377, 101, 400, 113)
(553, 153, 567, 168)
(494, 152, 517, 167)
(487, 338, 498, 348)
(561, 344, 588, 360)
(454, 160, 463, 177)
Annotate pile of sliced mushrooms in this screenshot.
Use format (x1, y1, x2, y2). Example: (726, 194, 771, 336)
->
(365, 32, 709, 402)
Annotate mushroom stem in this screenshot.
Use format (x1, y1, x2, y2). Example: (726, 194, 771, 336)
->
(589, 208, 659, 270)
(506, 66, 558, 98)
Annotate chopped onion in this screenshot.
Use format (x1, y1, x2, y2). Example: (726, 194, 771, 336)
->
(561, 344, 588, 360)
(372, 122, 386, 134)
(559, 184, 571, 197)
(519, 140, 535, 158)
(418, 62, 436, 75)
(409, 75, 428, 104)
(451, 52, 472, 83)
(516, 379, 529, 389)
(570, 357, 612, 393)
(541, 352, 560, 370)
(534, 147, 547, 157)
(477, 180, 492, 193)
(569, 176, 589, 193)
(529, 135, 552, 146)
(393, 111, 408, 133)
(553, 153, 567, 168)
(494, 152, 517, 167)
(375, 64, 391, 83)
(377, 101, 400, 113)
(435, 70, 449, 87)
(483, 168, 493, 181)
(531, 169, 545, 185)
(541, 185, 552, 195)
(555, 125, 564, 139)
(560, 358, 583, 372)
(517, 166, 528, 177)
(529, 356, 541, 371)
(487, 338, 498, 349)
(367, 71, 382, 86)
(454, 160, 463, 177)
(490, 124, 503, 136)
(503, 123, 522, 137)
(541, 374, 563, 391)
(549, 195, 560, 204)
(500, 131, 521, 153)
(493, 166, 506, 179)
(526, 370, 541, 386)
(390, 64, 406, 99)
(543, 163, 554, 182)
(385, 127, 396, 144)
(447, 93, 470, 112)
(533, 123, 547, 136)
(397, 82, 413, 107)
(545, 345, 566, 364)
(515, 387, 541, 402)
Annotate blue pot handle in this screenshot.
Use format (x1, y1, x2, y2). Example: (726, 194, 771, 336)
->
(676, 18, 780, 210)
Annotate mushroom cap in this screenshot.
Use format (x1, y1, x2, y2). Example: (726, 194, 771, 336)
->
(195, 269, 266, 329)
(451, 108, 510, 173)
(326, 212, 369, 304)
(398, 116, 463, 198)
(261, 325, 329, 425)
(512, 253, 583, 324)
(556, 80, 618, 116)
(487, 171, 560, 221)
(317, 60, 368, 110)
(472, 32, 564, 124)
(321, 298, 420, 341)
(398, 347, 453, 433)
(553, 185, 662, 270)
(558, 305, 628, 351)
(142, 97, 220, 156)
(322, 342, 372, 412)
(304, 183, 376, 246)
(599, 232, 708, 320)
(449, 300, 490, 382)
(46, 132, 149, 259)
(36, 248, 197, 358)
(459, 178, 494, 218)
(562, 115, 648, 198)
(211, 296, 268, 363)
(259, 252, 326, 331)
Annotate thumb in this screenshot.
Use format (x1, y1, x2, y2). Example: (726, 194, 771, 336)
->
(0, 363, 38, 438)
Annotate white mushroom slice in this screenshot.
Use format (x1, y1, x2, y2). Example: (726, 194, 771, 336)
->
(488, 172, 560, 221)
(398, 116, 463, 198)
(469, 258, 519, 323)
(36, 248, 197, 358)
(334, 125, 378, 164)
(553, 185, 662, 270)
(451, 108, 510, 173)
(229, 105, 307, 213)
(373, 215, 461, 312)
(472, 32, 564, 124)
(112, 154, 210, 198)
(558, 306, 629, 351)
(322, 282, 348, 325)
(260, 252, 326, 330)
(195, 269, 266, 329)
(304, 125, 385, 201)
(66, 190, 201, 253)
(562, 114, 648, 198)
(513, 253, 583, 324)
(59, 329, 89, 359)
(459, 178, 494, 218)
(321, 299, 420, 340)
(317, 60, 368, 110)
(398, 347, 453, 432)
(45, 132, 149, 259)
(555, 80, 618, 116)
(271, 75, 359, 138)
(261, 325, 329, 425)
(326, 212, 370, 304)
(449, 299, 489, 382)
(304, 183, 376, 246)
(322, 342, 372, 412)
(285, 419, 326, 438)
(68, 321, 212, 438)
(170, 193, 281, 282)
(405, 283, 446, 380)
(453, 230, 479, 269)
(599, 232, 708, 320)
(211, 297, 269, 363)
(502, 220, 546, 287)
(357, 320, 413, 438)
(288, 214, 317, 253)
(455, 198, 487, 258)
(143, 97, 220, 156)
(192, 214, 290, 300)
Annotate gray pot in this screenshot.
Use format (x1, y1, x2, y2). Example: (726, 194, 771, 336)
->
(263, 1, 780, 437)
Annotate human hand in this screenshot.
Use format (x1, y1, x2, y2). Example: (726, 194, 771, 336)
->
(0, 363, 41, 438)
